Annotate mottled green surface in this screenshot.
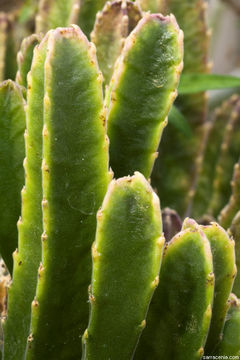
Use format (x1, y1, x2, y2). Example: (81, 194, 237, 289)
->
(0, 80, 25, 273)
(107, 13, 183, 179)
(3, 35, 49, 360)
(91, 0, 142, 85)
(36, 0, 80, 33)
(135, 227, 214, 360)
(78, 0, 106, 38)
(202, 223, 236, 355)
(82, 172, 164, 360)
(16, 34, 42, 88)
(26, 26, 109, 360)
(230, 211, 240, 298)
(214, 294, 240, 356)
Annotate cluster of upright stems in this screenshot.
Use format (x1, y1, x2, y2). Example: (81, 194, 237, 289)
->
(0, 1, 239, 359)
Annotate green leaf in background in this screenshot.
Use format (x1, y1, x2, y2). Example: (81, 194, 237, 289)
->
(179, 74, 240, 94)
(168, 105, 192, 137)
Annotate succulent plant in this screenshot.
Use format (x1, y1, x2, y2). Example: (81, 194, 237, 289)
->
(214, 293, 240, 356)
(82, 172, 164, 359)
(0, 80, 25, 274)
(151, 0, 210, 216)
(16, 34, 42, 89)
(106, 12, 183, 179)
(135, 218, 236, 359)
(229, 211, 240, 298)
(91, 0, 142, 86)
(0, 5, 183, 358)
(0, 1, 240, 360)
